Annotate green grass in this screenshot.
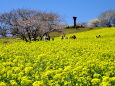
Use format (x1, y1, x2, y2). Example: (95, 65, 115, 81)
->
(49, 27, 104, 37)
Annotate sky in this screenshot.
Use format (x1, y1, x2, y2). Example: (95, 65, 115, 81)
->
(0, 0, 115, 24)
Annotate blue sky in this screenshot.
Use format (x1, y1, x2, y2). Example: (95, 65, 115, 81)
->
(0, 0, 115, 24)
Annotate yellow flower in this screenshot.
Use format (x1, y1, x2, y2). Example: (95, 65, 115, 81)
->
(32, 81, 44, 86)
(91, 78, 101, 85)
(10, 80, 18, 86)
(0, 81, 6, 86)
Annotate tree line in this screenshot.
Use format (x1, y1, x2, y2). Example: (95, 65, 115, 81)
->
(0, 9, 64, 41)
(0, 9, 115, 41)
(88, 10, 115, 27)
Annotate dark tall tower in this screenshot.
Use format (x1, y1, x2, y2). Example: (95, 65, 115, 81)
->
(73, 16, 77, 28)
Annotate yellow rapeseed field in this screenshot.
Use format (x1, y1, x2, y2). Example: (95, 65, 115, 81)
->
(0, 27, 115, 86)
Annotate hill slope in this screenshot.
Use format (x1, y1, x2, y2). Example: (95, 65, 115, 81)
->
(0, 27, 115, 86)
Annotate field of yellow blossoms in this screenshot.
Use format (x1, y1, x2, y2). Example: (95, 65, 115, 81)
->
(0, 27, 115, 86)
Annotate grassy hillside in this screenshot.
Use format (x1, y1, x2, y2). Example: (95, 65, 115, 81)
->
(0, 27, 115, 86)
(49, 27, 104, 37)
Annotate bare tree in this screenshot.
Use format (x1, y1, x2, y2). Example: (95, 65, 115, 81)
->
(0, 26, 7, 37)
(11, 17, 44, 41)
(0, 9, 42, 40)
(98, 10, 115, 27)
(88, 19, 101, 27)
(0, 9, 64, 41)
